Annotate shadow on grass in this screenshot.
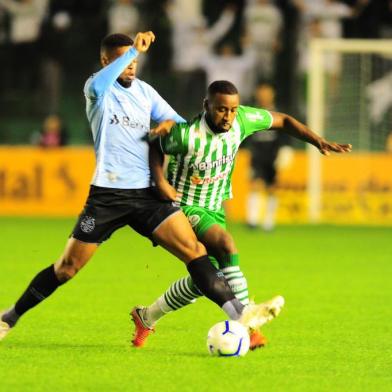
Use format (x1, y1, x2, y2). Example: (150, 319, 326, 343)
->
(2, 342, 210, 358)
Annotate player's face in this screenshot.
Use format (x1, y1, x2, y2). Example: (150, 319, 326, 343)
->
(101, 45, 138, 87)
(205, 93, 240, 133)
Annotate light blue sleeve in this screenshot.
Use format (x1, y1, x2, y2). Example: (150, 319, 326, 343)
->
(148, 85, 186, 123)
(84, 47, 139, 99)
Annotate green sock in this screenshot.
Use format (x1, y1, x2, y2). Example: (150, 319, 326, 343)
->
(219, 254, 249, 305)
(144, 276, 202, 326)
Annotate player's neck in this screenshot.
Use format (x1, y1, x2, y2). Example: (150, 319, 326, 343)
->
(117, 78, 133, 88)
(205, 113, 225, 134)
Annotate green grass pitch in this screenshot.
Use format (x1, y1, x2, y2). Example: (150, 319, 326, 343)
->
(1, 218, 391, 391)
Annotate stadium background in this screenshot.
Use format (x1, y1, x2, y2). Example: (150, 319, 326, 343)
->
(1, 1, 392, 391)
(0, 0, 391, 224)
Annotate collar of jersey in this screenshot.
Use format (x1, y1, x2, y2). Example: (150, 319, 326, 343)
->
(115, 78, 137, 91)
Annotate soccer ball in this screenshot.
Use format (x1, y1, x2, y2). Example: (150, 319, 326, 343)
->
(207, 320, 250, 357)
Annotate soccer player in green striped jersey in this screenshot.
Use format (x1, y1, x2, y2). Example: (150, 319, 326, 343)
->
(131, 80, 351, 348)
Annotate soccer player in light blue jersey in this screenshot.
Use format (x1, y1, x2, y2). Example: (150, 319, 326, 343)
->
(1, 33, 277, 343)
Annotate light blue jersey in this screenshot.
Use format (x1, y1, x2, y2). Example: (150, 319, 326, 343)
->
(84, 47, 185, 189)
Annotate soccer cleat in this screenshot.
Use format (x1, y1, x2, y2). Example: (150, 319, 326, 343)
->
(239, 295, 285, 330)
(0, 319, 11, 341)
(131, 306, 154, 348)
(249, 329, 267, 350)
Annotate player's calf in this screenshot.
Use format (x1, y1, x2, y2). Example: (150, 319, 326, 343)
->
(54, 256, 83, 282)
(54, 238, 98, 282)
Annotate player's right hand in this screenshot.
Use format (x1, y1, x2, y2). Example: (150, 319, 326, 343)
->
(134, 31, 155, 53)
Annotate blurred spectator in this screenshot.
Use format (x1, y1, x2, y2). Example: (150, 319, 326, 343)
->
(245, 82, 292, 231)
(297, 0, 353, 94)
(107, 0, 143, 72)
(0, 0, 390, 145)
(367, 70, 392, 124)
(343, 0, 390, 38)
(141, 0, 172, 74)
(272, 0, 303, 115)
(31, 114, 68, 147)
(201, 43, 255, 102)
(168, 1, 235, 115)
(108, 0, 140, 36)
(311, 0, 352, 38)
(243, 0, 283, 82)
(70, 0, 107, 74)
(0, 0, 48, 90)
(38, 3, 72, 115)
(202, 0, 245, 52)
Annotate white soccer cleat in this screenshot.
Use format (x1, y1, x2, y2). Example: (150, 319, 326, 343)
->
(0, 320, 11, 341)
(239, 295, 285, 330)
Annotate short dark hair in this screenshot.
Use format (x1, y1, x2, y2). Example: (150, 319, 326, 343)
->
(100, 33, 134, 53)
(207, 80, 238, 97)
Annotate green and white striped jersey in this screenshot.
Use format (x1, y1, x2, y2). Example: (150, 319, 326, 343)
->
(159, 105, 273, 211)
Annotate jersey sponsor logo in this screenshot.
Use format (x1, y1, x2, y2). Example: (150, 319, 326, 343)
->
(80, 215, 96, 233)
(245, 112, 264, 122)
(188, 214, 201, 227)
(109, 114, 149, 131)
(109, 114, 120, 124)
(190, 175, 203, 185)
(189, 154, 235, 171)
(190, 170, 230, 185)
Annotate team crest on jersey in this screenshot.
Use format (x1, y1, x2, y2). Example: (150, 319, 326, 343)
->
(245, 112, 264, 122)
(188, 214, 201, 227)
(80, 216, 96, 233)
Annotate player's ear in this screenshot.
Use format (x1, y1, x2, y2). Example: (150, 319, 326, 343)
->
(100, 53, 109, 67)
(203, 98, 209, 111)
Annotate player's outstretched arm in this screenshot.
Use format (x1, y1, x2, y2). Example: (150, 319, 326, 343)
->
(86, 31, 155, 99)
(149, 140, 177, 201)
(270, 112, 352, 155)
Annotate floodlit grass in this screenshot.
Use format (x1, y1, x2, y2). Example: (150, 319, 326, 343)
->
(1, 218, 391, 391)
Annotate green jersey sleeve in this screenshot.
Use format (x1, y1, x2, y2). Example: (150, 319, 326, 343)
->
(236, 105, 273, 140)
(159, 123, 187, 155)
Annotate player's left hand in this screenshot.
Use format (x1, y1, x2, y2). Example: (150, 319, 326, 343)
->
(151, 120, 176, 137)
(318, 139, 352, 156)
(156, 178, 177, 202)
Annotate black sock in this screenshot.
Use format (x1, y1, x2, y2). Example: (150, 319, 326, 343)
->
(187, 255, 235, 307)
(4, 265, 63, 325)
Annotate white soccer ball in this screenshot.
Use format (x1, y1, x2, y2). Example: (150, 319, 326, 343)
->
(207, 320, 250, 357)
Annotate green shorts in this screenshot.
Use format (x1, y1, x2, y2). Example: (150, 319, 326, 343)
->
(181, 205, 226, 238)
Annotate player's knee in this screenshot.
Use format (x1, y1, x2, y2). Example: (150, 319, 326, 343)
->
(55, 255, 82, 282)
(218, 233, 236, 254)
